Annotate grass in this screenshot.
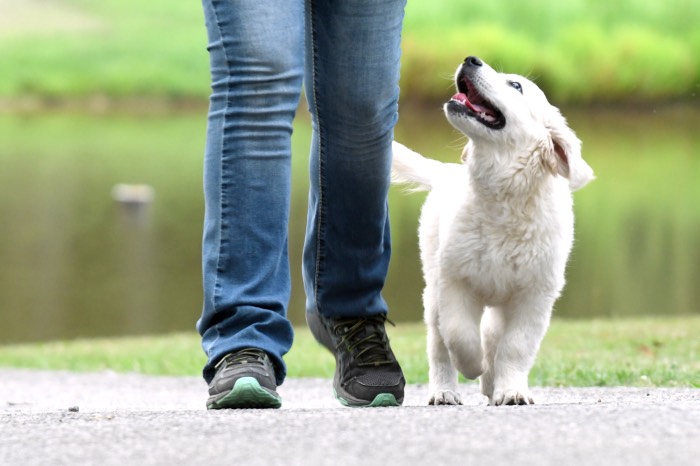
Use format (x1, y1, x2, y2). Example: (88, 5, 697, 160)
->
(1, 0, 699, 105)
(0, 317, 697, 388)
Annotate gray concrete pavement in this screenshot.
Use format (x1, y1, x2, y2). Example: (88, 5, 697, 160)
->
(1, 368, 698, 465)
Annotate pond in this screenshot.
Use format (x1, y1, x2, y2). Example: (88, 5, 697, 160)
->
(0, 103, 698, 343)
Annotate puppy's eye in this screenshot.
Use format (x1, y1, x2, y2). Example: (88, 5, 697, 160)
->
(508, 81, 523, 94)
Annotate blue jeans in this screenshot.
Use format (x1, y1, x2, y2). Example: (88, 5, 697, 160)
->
(197, 0, 406, 385)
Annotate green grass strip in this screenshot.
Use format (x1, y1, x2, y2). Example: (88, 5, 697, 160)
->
(0, 317, 697, 387)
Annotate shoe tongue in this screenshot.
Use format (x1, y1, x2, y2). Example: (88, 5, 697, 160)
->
(344, 318, 379, 338)
(232, 349, 263, 365)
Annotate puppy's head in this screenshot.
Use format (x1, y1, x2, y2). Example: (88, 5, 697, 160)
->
(445, 56, 594, 191)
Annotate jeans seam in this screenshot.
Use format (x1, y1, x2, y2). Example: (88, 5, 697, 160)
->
(308, 0, 325, 315)
(209, 0, 230, 316)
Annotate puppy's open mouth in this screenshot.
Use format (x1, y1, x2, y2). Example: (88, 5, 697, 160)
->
(448, 77, 505, 130)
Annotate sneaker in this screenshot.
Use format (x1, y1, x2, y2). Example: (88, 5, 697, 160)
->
(306, 312, 405, 407)
(206, 348, 282, 409)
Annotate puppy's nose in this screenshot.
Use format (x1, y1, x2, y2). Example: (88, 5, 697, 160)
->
(464, 56, 483, 67)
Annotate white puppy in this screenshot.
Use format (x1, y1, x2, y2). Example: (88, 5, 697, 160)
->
(392, 56, 594, 406)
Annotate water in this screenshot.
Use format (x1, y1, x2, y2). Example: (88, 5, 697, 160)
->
(0, 104, 698, 343)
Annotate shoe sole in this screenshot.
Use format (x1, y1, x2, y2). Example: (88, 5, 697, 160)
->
(335, 390, 402, 408)
(207, 377, 282, 410)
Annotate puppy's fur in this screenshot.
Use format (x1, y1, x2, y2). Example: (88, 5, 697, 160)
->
(392, 56, 594, 406)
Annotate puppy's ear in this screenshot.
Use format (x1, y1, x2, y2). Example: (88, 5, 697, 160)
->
(543, 107, 594, 191)
(460, 140, 474, 163)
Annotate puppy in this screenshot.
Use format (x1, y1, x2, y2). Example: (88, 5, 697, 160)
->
(392, 56, 594, 406)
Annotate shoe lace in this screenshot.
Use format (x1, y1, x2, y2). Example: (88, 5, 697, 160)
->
(215, 348, 265, 369)
(331, 315, 396, 367)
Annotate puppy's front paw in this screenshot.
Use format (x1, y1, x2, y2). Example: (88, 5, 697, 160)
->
(491, 388, 534, 406)
(428, 390, 462, 406)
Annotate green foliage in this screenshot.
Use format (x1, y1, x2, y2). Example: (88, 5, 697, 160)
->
(401, 25, 698, 105)
(0, 0, 699, 105)
(0, 318, 698, 387)
(397, 0, 700, 104)
(0, 0, 209, 99)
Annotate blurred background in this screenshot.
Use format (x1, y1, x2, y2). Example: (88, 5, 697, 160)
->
(0, 0, 698, 344)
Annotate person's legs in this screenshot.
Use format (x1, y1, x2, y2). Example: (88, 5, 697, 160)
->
(303, 0, 407, 407)
(197, 0, 304, 389)
(303, 0, 406, 318)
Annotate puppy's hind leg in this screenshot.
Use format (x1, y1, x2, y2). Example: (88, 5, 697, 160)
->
(438, 279, 485, 381)
(424, 283, 461, 405)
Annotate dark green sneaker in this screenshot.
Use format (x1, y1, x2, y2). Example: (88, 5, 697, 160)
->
(306, 312, 405, 407)
(206, 348, 282, 409)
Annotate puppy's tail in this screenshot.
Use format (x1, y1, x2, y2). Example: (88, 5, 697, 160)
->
(391, 141, 444, 191)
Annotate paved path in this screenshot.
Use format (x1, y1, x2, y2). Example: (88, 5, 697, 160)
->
(1, 369, 698, 465)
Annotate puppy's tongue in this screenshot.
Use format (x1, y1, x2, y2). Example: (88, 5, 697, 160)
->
(451, 92, 492, 116)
